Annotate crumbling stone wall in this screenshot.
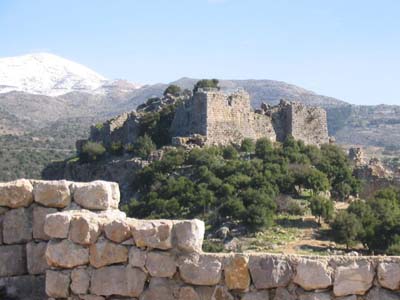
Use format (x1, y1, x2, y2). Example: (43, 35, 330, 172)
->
(2, 179, 400, 300)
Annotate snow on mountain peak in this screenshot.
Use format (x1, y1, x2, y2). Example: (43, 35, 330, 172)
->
(0, 53, 139, 96)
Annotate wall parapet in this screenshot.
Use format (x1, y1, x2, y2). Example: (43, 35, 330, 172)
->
(1, 179, 400, 299)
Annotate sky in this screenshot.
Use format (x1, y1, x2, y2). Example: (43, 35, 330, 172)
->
(0, 0, 399, 105)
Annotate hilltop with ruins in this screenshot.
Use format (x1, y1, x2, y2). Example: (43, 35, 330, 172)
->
(83, 88, 330, 152)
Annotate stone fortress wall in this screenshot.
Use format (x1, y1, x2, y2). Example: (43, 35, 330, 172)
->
(1, 179, 399, 300)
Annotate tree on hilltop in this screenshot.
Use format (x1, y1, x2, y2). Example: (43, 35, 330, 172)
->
(193, 79, 220, 92)
(163, 85, 182, 97)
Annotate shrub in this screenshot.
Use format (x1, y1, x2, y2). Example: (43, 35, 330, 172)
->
(240, 138, 255, 154)
(134, 135, 156, 159)
(110, 141, 123, 155)
(193, 79, 219, 92)
(223, 145, 239, 160)
(80, 141, 106, 162)
(309, 196, 334, 225)
(331, 211, 362, 249)
(163, 85, 181, 97)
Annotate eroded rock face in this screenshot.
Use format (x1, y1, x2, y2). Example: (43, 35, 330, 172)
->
(45, 270, 70, 298)
(3, 207, 32, 244)
(224, 255, 250, 291)
(44, 211, 72, 239)
(90, 265, 146, 297)
(46, 239, 89, 268)
(132, 220, 173, 250)
(174, 219, 205, 253)
(0, 244, 26, 276)
(89, 239, 128, 268)
(377, 262, 400, 290)
(73, 181, 119, 210)
(0, 179, 33, 208)
(33, 206, 57, 240)
(248, 256, 293, 289)
(333, 261, 374, 297)
(33, 180, 71, 208)
(179, 253, 222, 286)
(145, 251, 176, 278)
(69, 214, 101, 245)
(26, 241, 48, 275)
(293, 259, 332, 290)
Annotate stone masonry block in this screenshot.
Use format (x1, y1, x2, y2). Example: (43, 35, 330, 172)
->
(0, 244, 26, 276)
(33, 205, 57, 240)
(26, 241, 48, 275)
(33, 180, 71, 208)
(72, 181, 119, 210)
(0, 179, 33, 208)
(3, 206, 32, 244)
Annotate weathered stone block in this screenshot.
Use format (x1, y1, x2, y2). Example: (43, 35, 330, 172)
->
(104, 218, 131, 243)
(298, 292, 331, 300)
(73, 181, 119, 210)
(71, 268, 90, 294)
(248, 255, 293, 289)
(44, 211, 72, 238)
(0, 275, 45, 300)
(3, 207, 32, 244)
(129, 246, 147, 270)
(212, 285, 234, 300)
(0, 179, 33, 208)
(69, 214, 101, 245)
(139, 278, 176, 300)
(45, 270, 70, 298)
(90, 265, 146, 297)
(0, 214, 3, 244)
(0, 244, 26, 276)
(89, 239, 128, 268)
(80, 296, 106, 300)
(145, 251, 176, 277)
(293, 259, 332, 290)
(46, 239, 89, 268)
(273, 287, 296, 300)
(179, 253, 222, 285)
(241, 291, 269, 300)
(224, 255, 250, 291)
(333, 261, 374, 297)
(377, 262, 400, 290)
(133, 220, 173, 250)
(33, 180, 71, 208)
(33, 205, 57, 240)
(365, 287, 400, 300)
(173, 219, 204, 253)
(26, 241, 48, 275)
(178, 286, 200, 300)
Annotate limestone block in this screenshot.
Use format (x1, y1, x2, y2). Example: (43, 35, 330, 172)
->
(0, 244, 26, 276)
(273, 287, 296, 300)
(179, 253, 222, 285)
(73, 181, 119, 210)
(89, 239, 128, 268)
(173, 219, 205, 253)
(224, 255, 250, 291)
(298, 292, 331, 300)
(0, 179, 33, 208)
(145, 251, 176, 277)
(212, 286, 234, 300)
(293, 259, 332, 290)
(33, 180, 71, 208)
(71, 268, 90, 294)
(104, 218, 131, 243)
(241, 291, 269, 300)
(132, 220, 173, 250)
(44, 211, 72, 238)
(333, 261, 374, 296)
(195, 286, 216, 300)
(46, 239, 89, 268)
(129, 246, 147, 270)
(80, 296, 105, 300)
(69, 214, 101, 245)
(139, 278, 176, 300)
(178, 286, 200, 300)
(0, 275, 46, 300)
(33, 205, 57, 240)
(90, 265, 146, 297)
(377, 262, 400, 290)
(45, 270, 70, 298)
(26, 241, 48, 275)
(3, 207, 32, 244)
(335, 296, 357, 300)
(248, 256, 293, 289)
(365, 287, 400, 300)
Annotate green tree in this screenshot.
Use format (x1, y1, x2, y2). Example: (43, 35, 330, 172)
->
(223, 145, 239, 160)
(134, 135, 156, 159)
(240, 138, 255, 154)
(193, 79, 219, 92)
(309, 196, 334, 225)
(331, 211, 362, 249)
(163, 85, 182, 97)
(80, 141, 106, 162)
(255, 138, 274, 160)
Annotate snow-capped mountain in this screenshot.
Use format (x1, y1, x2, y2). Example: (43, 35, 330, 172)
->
(0, 53, 141, 96)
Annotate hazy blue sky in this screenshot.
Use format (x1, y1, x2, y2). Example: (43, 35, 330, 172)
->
(1, 0, 399, 105)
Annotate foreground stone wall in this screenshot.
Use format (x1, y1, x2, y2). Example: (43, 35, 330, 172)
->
(0, 179, 120, 299)
(1, 179, 400, 300)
